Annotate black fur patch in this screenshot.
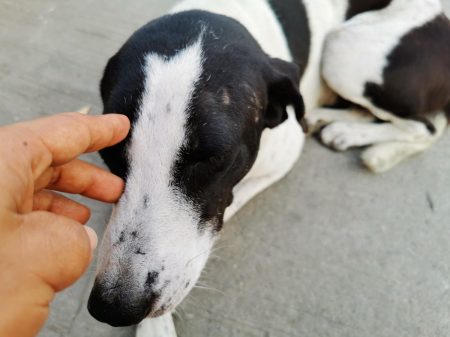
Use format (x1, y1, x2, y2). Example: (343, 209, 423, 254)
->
(364, 15, 450, 125)
(145, 271, 159, 288)
(346, 0, 392, 19)
(268, 0, 311, 75)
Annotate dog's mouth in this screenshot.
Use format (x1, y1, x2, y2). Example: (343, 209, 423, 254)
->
(147, 304, 175, 318)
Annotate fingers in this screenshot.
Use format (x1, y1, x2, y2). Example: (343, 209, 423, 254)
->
(6, 112, 130, 178)
(33, 190, 91, 224)
(0, 211, 97, 336)
(35, 159, 124, 203)
(0, 267, 54, 337)
(2, 211, 95, 292)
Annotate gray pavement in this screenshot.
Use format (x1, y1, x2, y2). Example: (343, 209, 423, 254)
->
(1, 1, 450, 337)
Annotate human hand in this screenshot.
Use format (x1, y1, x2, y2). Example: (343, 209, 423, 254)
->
(0, 112, 130, 337)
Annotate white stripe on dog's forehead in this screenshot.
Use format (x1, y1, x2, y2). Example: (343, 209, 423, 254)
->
(110, 36, 205, 239)
(131, 37, 203, 183)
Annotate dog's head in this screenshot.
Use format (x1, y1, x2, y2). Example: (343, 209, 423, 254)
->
(88, 11, 304, 326)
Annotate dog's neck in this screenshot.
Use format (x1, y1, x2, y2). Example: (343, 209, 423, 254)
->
(328, 0, 351, 18)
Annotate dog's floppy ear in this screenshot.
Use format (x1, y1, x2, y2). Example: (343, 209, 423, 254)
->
(263, 58, 307, 132)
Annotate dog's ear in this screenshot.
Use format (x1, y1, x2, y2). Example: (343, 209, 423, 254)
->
(263, 58, 307, 132)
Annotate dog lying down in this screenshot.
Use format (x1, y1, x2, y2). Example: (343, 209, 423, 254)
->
(86, 0, 449, 336)
(310, 0, 450, 173)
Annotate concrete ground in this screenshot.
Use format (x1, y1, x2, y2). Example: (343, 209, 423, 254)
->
(1, 1, 450, 336)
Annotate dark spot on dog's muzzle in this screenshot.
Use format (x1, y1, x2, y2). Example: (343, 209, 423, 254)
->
(145, 271, 159, 287)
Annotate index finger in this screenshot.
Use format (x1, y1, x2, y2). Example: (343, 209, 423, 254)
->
(5, 112, 130, 178)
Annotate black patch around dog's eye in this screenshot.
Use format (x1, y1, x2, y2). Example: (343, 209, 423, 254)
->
(207, 154, 226, 170)
(145, 271, 159, 288)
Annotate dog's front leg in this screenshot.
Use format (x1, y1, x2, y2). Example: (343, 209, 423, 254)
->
(136, 314, 177, 337)
(306, 107, 376, 134)
(361, 112, 448, 173)
(319, 118, 432, 152)
(224, 174, 284, 221)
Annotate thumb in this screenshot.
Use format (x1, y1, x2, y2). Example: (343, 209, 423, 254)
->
(0, 212, 97, 337)
(15, 211, 96, 290)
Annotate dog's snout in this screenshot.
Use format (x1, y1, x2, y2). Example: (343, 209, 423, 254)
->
(87, 281, 154, 327)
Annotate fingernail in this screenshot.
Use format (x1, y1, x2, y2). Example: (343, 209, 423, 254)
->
(109, 114, 130, 130)
(77, 106, 91, 115)
(84, 226, 98, 251)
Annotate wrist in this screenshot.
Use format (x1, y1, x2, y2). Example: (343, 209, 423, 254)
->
(0, 262, 55, 337)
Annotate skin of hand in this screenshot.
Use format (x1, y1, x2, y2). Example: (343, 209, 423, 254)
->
(0, 112, 130, 337)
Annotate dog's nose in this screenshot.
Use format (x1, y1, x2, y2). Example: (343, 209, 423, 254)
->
(87, 282, 150, 327)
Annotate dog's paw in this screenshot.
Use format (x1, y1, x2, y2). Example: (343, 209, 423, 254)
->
(305, 113, 331, 133)
(361, 146, 393, 173)
(361, 141, 417, 173)
(319, 122, 358, 151)
(362, 139, 433, 173)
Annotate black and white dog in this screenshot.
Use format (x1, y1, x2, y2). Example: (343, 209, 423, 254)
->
(86, 0, 439, 335)
(313, 0, 450, 172)
(88, 1, 308, 334)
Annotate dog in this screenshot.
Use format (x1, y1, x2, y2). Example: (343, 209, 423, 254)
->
(313, 0, 450, 172)
(86, 0, 400, 336)
(87, 0, 307, 331)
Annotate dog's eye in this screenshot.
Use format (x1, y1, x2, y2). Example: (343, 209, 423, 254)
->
(208, 155, 226, 170)
(188, 154, 226, 174)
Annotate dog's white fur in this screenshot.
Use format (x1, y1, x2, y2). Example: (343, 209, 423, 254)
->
(299, 0, 349, 111)
(317, 0, 447, 172)
(321, 120, 431, 151)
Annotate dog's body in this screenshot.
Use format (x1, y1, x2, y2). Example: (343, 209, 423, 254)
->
(316, 0, 450, 172)
(86, 0, 448, 336)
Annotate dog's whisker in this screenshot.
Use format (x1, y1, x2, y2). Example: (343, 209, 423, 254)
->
(185, 293, 203, 306)
(193, 285, 224, 295)
(186, 243, 231, 267)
